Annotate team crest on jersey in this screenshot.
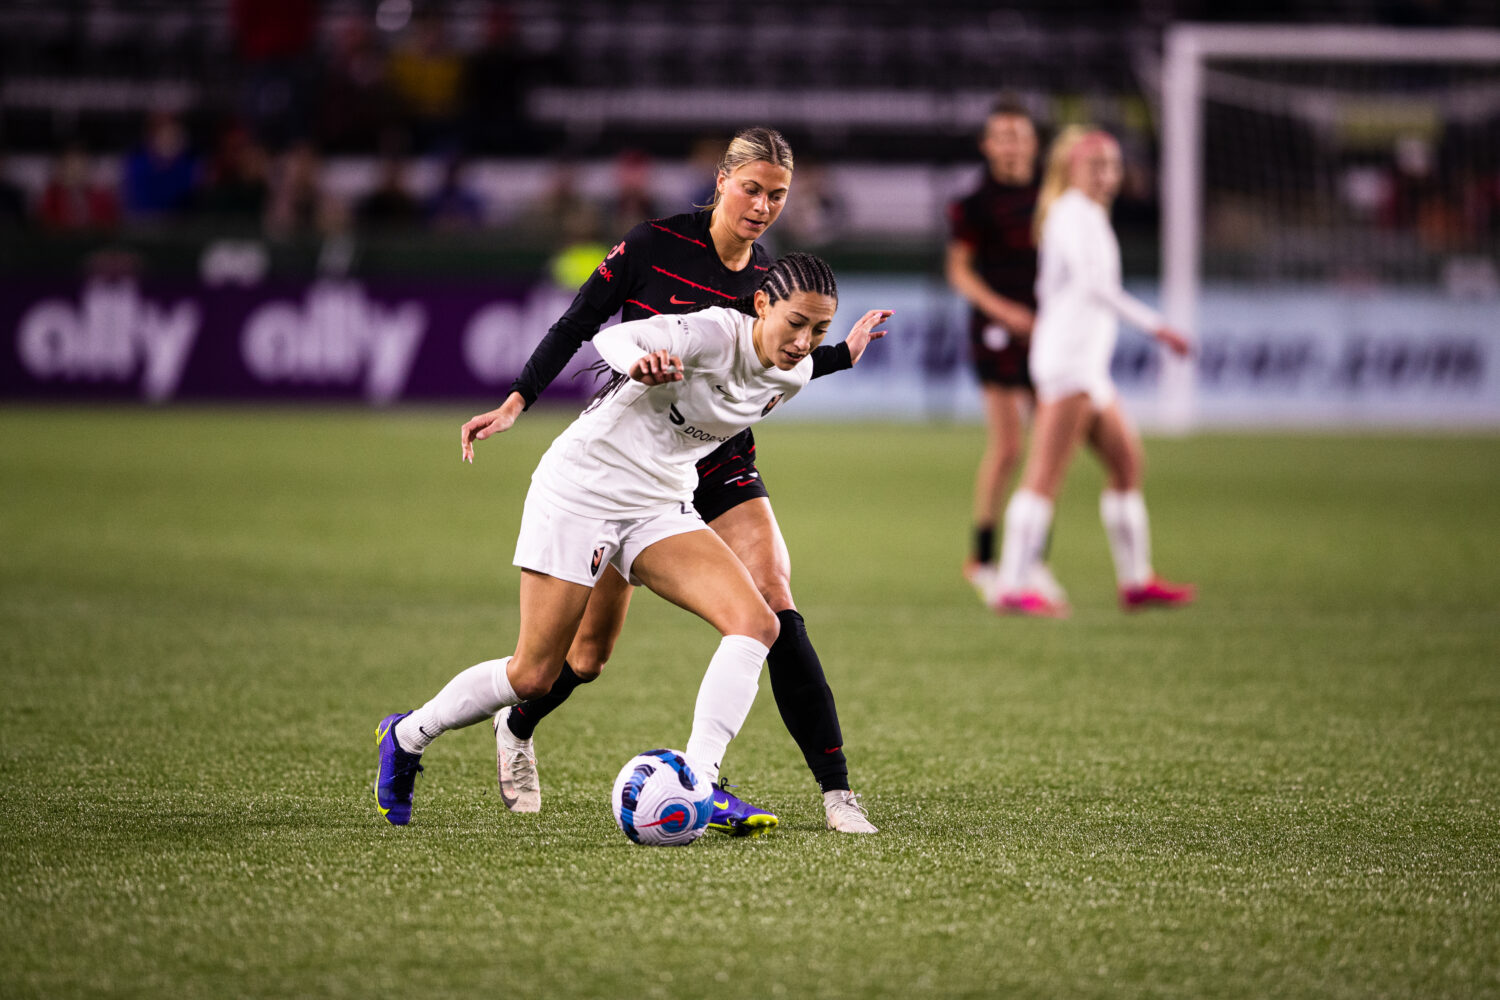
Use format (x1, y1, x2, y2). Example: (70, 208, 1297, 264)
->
(590, 546, 605, 576)
(761, 393, 784, 417)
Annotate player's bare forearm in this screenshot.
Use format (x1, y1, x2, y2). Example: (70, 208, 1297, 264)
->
(945, 245, 1034, 334)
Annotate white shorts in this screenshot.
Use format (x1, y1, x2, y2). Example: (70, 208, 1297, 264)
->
(513, 485, 708, 588)
(1032, 368, 1117, 410)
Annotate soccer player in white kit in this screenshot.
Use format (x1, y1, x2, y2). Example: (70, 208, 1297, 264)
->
(373, 254, 892, 825)
(991, 127, 1195, 617)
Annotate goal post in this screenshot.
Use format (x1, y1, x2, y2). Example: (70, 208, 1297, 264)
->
(1159, 24, 1500, 432)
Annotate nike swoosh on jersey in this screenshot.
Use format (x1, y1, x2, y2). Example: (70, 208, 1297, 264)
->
(669, 294, 696, 305)
(713, 384, 740, 402)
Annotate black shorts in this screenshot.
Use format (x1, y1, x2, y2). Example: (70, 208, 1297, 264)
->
(974, 350, 1033, 389)
(692, 429, 770, 523)
(971, 318, 1033, 389)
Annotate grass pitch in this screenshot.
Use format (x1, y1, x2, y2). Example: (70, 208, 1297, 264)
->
(1, 408, 1497, 999)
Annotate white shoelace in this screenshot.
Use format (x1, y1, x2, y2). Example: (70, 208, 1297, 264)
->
(827, 791, 875, 830)
(508, 742, 539, 790)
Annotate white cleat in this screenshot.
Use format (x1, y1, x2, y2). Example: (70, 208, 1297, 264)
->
(824, 789, 878, 834)
(963, 560, 996, 605)
(493, 707, 541, 813)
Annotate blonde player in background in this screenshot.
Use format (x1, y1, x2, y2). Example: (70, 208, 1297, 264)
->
(990, 127, 1195, 617)
(373, 254, 892, 827)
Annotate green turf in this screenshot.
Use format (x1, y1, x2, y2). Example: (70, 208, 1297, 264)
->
(2, 408, 1497, 999)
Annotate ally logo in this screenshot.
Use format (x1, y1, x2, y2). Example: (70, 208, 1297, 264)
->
(241, 281, 426, 403)
(15, 278, 200, 402)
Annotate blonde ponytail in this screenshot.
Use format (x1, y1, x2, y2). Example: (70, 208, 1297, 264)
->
(1033, 124, 1095, 243)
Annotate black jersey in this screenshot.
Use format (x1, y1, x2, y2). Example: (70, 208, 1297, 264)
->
(948, 175, 1039, 314)
(510, 209, 851, 408)
(948, 175, 1039, 387)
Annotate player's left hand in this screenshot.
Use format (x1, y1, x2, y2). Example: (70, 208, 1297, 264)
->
(630, 349, 685, 385)
(1154, 326, 1193, 358)
(844, 309, 894, 365)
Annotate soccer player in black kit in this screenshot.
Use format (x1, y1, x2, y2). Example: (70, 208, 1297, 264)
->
(459, 127, 880, 834)
(947, 101, 1064, 607)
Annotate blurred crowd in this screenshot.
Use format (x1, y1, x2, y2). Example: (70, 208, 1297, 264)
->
(0, 0, 1493, 264)
(0, 0, 571, 241)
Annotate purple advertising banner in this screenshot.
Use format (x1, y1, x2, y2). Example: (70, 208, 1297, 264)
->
(1, 275, 604, 404)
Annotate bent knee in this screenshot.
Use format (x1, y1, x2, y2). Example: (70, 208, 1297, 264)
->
(747, 564, 794, 615)
(726, 606, 780, 650)
(756, 579, 795, 615)
(565, 639, 611, 681)
(508, 668, 556, 703)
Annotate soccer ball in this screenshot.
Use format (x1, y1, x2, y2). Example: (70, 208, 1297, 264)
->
(611, 749, 713, 846)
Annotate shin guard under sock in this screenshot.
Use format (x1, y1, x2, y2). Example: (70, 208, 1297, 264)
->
(766, 609, 849, 793)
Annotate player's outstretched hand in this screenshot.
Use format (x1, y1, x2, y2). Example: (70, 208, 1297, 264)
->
(1154, 326, 1193, 358)
(460, 392, 525, 463)
(629, 349, 685, 386)
(845, 309, 894, 365)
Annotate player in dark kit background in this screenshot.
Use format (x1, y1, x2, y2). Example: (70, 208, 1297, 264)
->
(947, 101, 1063, 606)
(459, 127, 882, 835)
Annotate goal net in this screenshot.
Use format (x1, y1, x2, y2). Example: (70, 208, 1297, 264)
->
(1158, 25, 1500, 430)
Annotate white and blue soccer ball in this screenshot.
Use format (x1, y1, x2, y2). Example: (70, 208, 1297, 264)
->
(611, 749, 713, 846)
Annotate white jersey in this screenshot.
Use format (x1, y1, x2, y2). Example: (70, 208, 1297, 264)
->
(531, 307, 812, 517)
(1030, 188, 1163, 392)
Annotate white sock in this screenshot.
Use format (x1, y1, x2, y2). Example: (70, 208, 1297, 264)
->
(396, 657, 519, 754)
(684, 635, 770, 787)
(1100, 489, 1153, 587)
(996, 489, 1054, 593)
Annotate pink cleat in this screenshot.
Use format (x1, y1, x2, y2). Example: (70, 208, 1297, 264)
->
(1120, 577, 1196, 611)
(993, 590, 1070, 619)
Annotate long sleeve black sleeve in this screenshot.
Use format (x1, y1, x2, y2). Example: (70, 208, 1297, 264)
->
(810, 342, 853, 380)
(508, 229, 645, 408)
(508, 296, 616, 409)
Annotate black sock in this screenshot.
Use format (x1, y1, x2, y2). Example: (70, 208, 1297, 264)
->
(974, 525, 995, 564)
(506, 662, 592, 741)
(766, 609, 849, 793)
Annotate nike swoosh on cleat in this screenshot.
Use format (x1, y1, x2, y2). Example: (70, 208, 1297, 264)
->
(714, 799, 730, 810)
(374, 781, 391, 819)
(375, 720, 393, 746)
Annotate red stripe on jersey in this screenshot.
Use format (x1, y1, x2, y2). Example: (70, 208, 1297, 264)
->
(650, 267, 735, 299)
(649, 223, 708, 248)
(625, 299, 661, 314)
(753, 265, 768, 271)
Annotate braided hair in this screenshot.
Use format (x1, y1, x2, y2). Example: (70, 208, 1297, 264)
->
(708, 252, 839, 318)
(587, 253, 838, 407)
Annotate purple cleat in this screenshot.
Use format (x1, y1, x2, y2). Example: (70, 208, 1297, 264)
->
(706, 778, 778, 838)
(374, 712, 423, 826)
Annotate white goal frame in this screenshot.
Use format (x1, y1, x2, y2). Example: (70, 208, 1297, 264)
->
(1158, 24, 1500, 432)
